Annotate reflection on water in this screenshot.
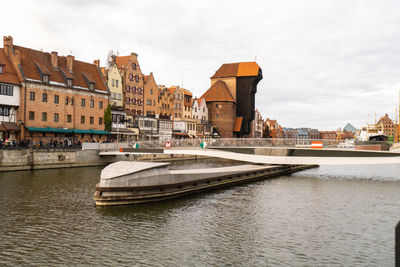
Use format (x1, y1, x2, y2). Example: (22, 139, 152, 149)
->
(0, 160, 399, 266)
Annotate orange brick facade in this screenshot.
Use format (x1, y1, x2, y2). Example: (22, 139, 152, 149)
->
(207, 101, 236, 138)
(143, 72, 159, 117)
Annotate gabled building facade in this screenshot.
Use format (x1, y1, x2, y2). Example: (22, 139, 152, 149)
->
(170, 86, 184, 120)
(0, 47, 21, 141)
(158, 85, 173, 118)
(115, 53, 144, 116)
(182, 88, 192, 119)
(143, 72, 159, 117)
(3, 36, 109, 142)
(192, 98, 208, 122)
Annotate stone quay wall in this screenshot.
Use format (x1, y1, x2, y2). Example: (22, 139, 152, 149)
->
(0, 149, 201, 172)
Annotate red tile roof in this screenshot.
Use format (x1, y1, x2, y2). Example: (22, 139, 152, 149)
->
(201, 80, 235, 103)
(211, 62, 261, 78)
(0, 48, 20, 85)
(13, 45, 107, 92)
(115, 56, 131, 69)
(182, 88, 192, 96)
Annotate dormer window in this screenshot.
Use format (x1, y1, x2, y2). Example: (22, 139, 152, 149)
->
(67, 79, 73, 87)
(89, 83, 94, 90)
(43, 74, 50, 83)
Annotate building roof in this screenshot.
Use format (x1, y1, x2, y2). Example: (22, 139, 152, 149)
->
(0, 48, 20, 85)
(182, 88, 192, 96)
(201, 80, 235, 103)
(211, 62, 261, 78)
(115, 56, 131, 69)
(343, 123, 357, 133)
(13, 45, 107, 92)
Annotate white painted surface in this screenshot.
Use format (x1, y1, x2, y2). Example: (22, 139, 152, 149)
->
(99, 149, 400, 165)
(101, 161, 169, 179)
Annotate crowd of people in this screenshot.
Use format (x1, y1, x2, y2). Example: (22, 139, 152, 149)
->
(0, 137, 111, 149)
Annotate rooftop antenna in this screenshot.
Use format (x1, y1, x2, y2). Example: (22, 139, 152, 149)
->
(254, 55, 257, 61)
(374, 111, 376, 124)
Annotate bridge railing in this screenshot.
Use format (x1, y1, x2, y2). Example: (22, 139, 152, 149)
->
(82, 138, 389, 150)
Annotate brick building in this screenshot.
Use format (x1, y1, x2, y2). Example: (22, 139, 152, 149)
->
(143, 72, 159, 117)
(201, 80, 236, 138)
(377, 114, 396, 137)
(158, 85, 172, 118)
(115, 53, 144, 116)
(204, 62, 262, 137)
(182, 88, 192, 119)
(3, 36, 109, 142)
(170, 86, 184, 120)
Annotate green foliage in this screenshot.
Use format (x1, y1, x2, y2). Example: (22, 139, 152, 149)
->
(104, 104, 112, 132)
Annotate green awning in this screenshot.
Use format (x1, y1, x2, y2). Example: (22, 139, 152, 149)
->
(91, 130, 111, 135)
(73, 129, 93, 134)
(73, 129, 110, 135)
(26, 127, 73, 133)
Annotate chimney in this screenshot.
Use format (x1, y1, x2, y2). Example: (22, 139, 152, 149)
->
(3, 36, 13, 56)
(67, 55, 74, 72)
(131, 52, 138, 60)
(51, 51, 58, 68)
(93, 59, 100, 68)
(15, 50, 21, 65)
(150, 72, 153, 76)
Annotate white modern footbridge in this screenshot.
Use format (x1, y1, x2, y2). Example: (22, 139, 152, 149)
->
(93, 138, 400, 166)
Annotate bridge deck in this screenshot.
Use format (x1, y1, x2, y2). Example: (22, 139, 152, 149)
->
(99, 148, 400, 165)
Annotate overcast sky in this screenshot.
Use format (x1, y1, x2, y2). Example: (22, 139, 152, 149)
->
(3, 0, 400, 130)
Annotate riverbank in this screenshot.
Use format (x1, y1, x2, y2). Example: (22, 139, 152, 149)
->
(0, 148, 204, 172)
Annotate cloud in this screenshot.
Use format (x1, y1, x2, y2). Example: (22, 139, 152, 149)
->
(2, 0, 400, 130)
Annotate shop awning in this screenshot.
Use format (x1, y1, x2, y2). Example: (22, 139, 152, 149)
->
(26, 127, 110, 135)
(2, 122, 20, 132)
(73, 129, 110, 135)
(26, 127, 73, 133)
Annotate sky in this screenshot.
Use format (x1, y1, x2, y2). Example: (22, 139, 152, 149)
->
(2, 0, 400, 130)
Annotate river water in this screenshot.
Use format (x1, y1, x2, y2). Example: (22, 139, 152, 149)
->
(0, 159, 399, 266)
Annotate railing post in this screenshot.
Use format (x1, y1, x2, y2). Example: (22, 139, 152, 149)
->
(396, 220, 400, 267)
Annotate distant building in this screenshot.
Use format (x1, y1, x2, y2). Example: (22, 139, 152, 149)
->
(319, 131, 337, 140)
(250, 109, 263, 138)
(377, 114, 396, 137)
(170, 86, 184, 120)
(182, 88, 193, 119)
(192, 98, 208, 122)
(343, 123, 356, 133)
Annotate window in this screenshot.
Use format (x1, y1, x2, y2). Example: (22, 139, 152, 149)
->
(116, 80, 119, 87)
(99, 117, 103, 125)
(54, 113, 59, 122)
(29, 111, 35, 120)
(90, 100, 94, 108)
(42, 93, 48, 102)
(126, 97, 130, 104)
(65, 98, 69, 105)
(67, 79, 73, 87)
(42, 74, 49, 83)
(153, 100, 155, 106)
(81, 116, 85, 124)
(118, 94, 122, 100)
(112, 79, 115, 87)
(132, 86, 136, 93)
(135, 75, 139, 82)
(42, 112, 47, 121)
(150, 88, 153, 95)
(147, 99, 152, 105)
(127, 85, 130, 92)
(67, 114, 72, 123)
(90, 116, 94, 124)
(99, 101, 103, 109)
(132, 98, 136, 104)
(0, 85, 13, 96)
(129, 74, 133, 81)
(89, 83, 94, 90)
(28, 91, 35, 101)
(81, 99, 85, 107)
(132, 63, 136, 70)
(0, 66, 3, 74)
(71, 98, 74, 106)
(54, 95, 59, 104)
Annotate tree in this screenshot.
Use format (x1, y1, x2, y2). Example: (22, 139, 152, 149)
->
(104, 104, 112, 132)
